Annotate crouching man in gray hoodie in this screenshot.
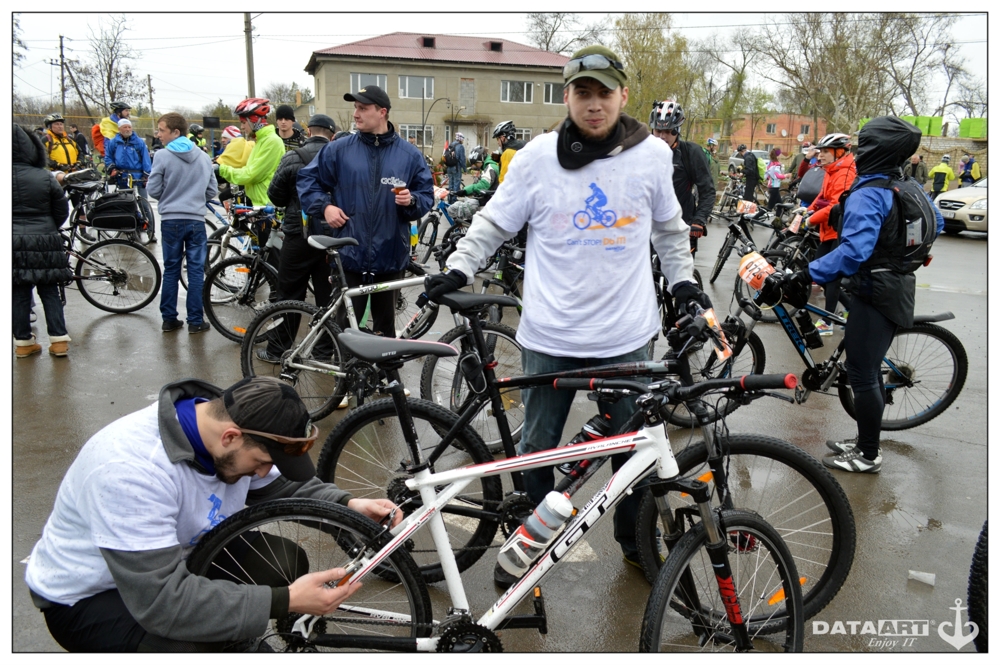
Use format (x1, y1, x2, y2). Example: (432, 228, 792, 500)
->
(147, 112, 218, 334)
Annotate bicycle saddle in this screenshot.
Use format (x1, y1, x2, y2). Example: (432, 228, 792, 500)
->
(307, 236, 360, 251)
(335, 328, 458, 363)
(435, 291, 519, 313)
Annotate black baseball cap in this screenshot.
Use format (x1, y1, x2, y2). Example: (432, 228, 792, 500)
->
(222, 377, 317, 481)
(276, 104, 296, 121)
(307, 114, 336, 132)
(344, 84, 391, 110)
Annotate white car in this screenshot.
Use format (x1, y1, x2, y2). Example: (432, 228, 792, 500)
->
(936, 178, 987, 234)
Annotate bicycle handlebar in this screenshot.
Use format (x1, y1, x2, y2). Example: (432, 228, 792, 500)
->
(231, 204, 276, 215)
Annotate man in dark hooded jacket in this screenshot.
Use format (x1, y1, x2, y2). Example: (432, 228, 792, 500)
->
(13, 124, 73, 358)
(417, 45, 711, 588)
(767, 116, 944, 474)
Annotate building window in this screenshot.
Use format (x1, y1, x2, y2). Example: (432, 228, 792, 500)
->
(765, 123, 777, 134)
(399, 75, 433, 99)
(350, 73, 387, 94)
(398, 124, 433, 147)
(764, 144, 774, 152)
(514, 128, 532, 142)
(501, 80, 533, 104)
(543, 82, 563, 104)
(801, 124, 810, 135)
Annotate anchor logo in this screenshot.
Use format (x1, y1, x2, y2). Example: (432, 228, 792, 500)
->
(937, 598, 979, 650)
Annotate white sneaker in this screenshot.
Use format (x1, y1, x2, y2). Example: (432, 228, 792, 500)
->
(337, 396, 349, 409)
(404, 388, 411, 397)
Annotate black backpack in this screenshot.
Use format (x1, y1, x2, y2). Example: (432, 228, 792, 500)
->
(832, 176, 938, 274)
(444, 144, 458, 167)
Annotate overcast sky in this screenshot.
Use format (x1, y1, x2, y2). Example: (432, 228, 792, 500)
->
(13, 11, 989, 116)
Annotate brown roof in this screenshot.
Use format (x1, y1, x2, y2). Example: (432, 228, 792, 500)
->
(306, 32, 569, 74)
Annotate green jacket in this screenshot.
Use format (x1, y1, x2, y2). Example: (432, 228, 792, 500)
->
(463, 157, 499, 195)
(218, 124, 284, 206)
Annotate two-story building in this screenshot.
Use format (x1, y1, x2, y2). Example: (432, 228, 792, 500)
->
(691, 113, 829, 156)
(305, 32, 569, 157)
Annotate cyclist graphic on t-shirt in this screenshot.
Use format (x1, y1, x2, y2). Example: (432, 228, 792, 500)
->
(574, 183, 618, 229)
(187, 494, 227, 546)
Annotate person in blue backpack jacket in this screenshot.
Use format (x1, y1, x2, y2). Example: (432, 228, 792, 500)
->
(297, 84, 433, 338)
(104, 118, 155, 240)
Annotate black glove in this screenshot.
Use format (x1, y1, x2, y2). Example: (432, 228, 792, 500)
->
(755, 273, 785, 307)
(689, 221, 706, 238)
(783, 267, 812, 309)
(672, 281, 713, 317)
(416, 269, 467, 307)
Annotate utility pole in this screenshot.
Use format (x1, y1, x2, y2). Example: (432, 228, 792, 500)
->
(64, 61, 92, 118)
(147, 75, 155, 121)
(59, 35, 66, 115)
(244, 13, 256, 97)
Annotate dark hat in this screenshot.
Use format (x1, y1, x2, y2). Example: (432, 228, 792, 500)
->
(276, 104, 296, 121)
(307, 114, 336, 132)
(222, 377, 316, 481)
(564, 45, 628, 90)
(344, 84, 391, 109)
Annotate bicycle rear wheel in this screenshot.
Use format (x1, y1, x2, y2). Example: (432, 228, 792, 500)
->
(635, 435, 855, 624)
(186, 499, 433, 651)
(76, 239, 162, 313)
(241, 300, 348, 421)
(639, 509, 804, 652)
(837, 322, 968, 430)
(203, 255, 279, 342)
(419, 322, 524, 453)
(315, 399, 502, 583)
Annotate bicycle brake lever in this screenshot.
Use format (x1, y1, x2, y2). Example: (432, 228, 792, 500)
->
(762, 390, 796, 403)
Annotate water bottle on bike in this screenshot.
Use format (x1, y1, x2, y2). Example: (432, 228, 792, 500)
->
(497, 491, 574, 576)
(557, 413, 612, 476)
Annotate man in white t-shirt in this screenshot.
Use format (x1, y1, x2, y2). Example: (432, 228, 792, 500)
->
(420, 45, 712, 588)
(25, 376, 400, 652)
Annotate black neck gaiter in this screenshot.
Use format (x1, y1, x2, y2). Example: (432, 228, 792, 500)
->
(556, 117, 626, 170)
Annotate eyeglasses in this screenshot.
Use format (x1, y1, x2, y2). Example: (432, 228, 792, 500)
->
(239, 423, 320, 456)
(563, 54, 625, 81)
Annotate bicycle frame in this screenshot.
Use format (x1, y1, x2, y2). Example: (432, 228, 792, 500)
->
(296, 419, 686, 650)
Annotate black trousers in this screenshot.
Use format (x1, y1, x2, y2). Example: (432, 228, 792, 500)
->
(336, 269, 405, 338)
(813, 239, 852, 322)
(277, 232, 333, 308)
(38, 533, 306, 652)
(843, 298, 897, 459)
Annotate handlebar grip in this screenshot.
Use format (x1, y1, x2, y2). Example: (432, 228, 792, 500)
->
(553, 378, 601, 391)
(739, 373, 797, 391)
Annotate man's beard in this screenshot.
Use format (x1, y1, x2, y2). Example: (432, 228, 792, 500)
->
(214, 449, 249, 485)
(575, 111, 620, 141)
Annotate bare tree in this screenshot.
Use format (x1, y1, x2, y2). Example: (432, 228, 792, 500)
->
(261, 82, 314, 107)
(13, 14, 28, 66)
(613, 13, 677, 121)
(951, 76, 987, 120)
(881, 13, 958, 117)
(74, 15, 147, 115)
(710, 29, 759, 145)
(526, 13, 609, 54)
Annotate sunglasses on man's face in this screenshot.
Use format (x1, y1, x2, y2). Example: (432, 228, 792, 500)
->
(563, 54, 625, 80)
(239, 423, 320, 456)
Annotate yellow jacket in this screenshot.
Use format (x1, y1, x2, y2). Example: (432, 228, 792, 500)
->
(44, 130, 79, 168)
(216, 137, 255, 169)
(928, 162, 956, 191)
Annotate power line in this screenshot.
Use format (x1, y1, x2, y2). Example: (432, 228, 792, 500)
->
(13, 73, 52, 96)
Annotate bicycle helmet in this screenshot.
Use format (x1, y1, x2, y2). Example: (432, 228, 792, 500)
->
(189, 123, 204, 135)
(706, 137, 718, 146)
(468, 145, 487, 164)
(43, 113, 64, 128)
(650, 100, 684, 132)
(816, 133, 851, 150)
(492, 120, 516, 140)
(737, 144, 747, 152)
(110, 101, 131, 114)
(234, 97, 271, 132)
(941, 154, 951, 162)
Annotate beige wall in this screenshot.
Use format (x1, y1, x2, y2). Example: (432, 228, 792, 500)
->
(311, 57, 567, 152)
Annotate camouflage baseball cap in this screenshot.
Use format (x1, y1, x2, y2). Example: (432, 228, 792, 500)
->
(563, 45, 628, 90)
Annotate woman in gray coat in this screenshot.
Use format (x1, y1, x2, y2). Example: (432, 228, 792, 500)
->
(13, 123, 73, 358)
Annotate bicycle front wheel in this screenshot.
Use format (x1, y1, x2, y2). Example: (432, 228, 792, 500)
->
(419, 322, 524, 453)
(709, 234, 736, 284)
(204, 255, 279, 342)
(76, 239, 162, 313)
(837, 322, 968, 430)
(967, 520, 987, 653)
(315, 398, 502, 583)
(415, 214, 439, 265)
(639, 509, 804, 652)
(241, 300, 348, 421)
(186, 499, 433, 651)
(635, 435, 855, 624)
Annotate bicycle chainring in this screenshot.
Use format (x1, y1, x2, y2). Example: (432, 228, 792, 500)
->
(800, 366, 831, 392)
(436, 622, 503, 652)
(498, 493, 535, 538)
(345, 358, 381, 398)
(387, 476, 420, 517)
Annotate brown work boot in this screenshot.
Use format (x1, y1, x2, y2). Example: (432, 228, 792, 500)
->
(48, 335, 71, 357)
(15, 338, 42, 359)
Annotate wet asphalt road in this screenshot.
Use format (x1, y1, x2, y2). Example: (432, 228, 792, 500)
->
(11, 208, 988, 652)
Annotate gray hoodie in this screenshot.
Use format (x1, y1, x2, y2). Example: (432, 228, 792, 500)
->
(147, 136, 218, 220)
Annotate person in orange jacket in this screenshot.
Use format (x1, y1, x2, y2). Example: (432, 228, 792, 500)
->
(802, 132, 856, 334)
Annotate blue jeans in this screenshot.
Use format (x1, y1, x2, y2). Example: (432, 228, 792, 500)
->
(447, 166, 463, 197)
(13, 283, 67, 340)
(159, 219, 207, 325)
(520, 344, 652, 558)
